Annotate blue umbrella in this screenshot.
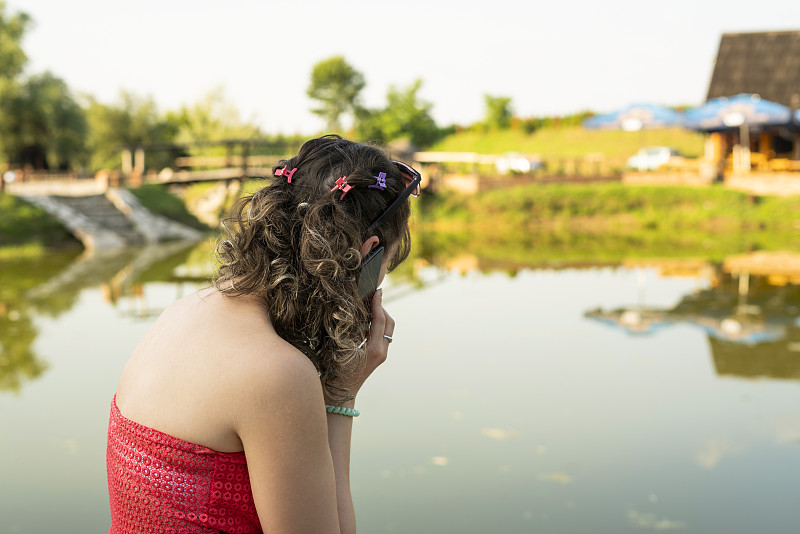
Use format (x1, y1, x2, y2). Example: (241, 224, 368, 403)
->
(684, 94, 791, 131)
(583, 103, 684, 131)
(684, 94, 792, 173)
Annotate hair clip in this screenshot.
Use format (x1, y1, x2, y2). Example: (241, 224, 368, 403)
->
(275, 166, 297, 183)
(368, 171, 387, 191)
(331, 176, 353, 200)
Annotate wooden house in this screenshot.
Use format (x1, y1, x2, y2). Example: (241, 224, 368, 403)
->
(708, 30, 800, 109)
(704, 31, 800, 173)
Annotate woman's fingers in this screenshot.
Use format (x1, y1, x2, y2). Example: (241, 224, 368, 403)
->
(367, 290, 392, 365)
(370, 289, 385, 336)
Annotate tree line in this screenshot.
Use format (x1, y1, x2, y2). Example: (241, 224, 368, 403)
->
(0, 2, 594, 175)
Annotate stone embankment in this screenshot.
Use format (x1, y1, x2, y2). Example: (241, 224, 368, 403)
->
(20, 189, 204, 251)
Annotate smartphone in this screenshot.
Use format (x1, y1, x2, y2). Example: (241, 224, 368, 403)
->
(357, 245, 384, 298)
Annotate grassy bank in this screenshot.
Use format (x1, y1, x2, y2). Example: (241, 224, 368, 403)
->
(430, 127, 706, 167)
(126, 184, 211, 231)
(421, 183, 800, 231)
(0, 193, 80, 252)
(415, 183, 800, 263)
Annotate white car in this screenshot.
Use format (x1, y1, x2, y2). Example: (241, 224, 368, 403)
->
(626, 146, 683, 171)
(494, 152, 545, 174)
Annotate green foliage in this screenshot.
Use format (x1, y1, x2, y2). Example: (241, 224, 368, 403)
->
(0, 193, 79, 247)
(307, 56, 365, 132)
(0, 1, 28, 78)
(432, 126, 705, 166)
(126, 184, 210, 231)
(3, 72, 88, 169)
(166, 87, 261, 144)
(0, 248, 84, 393)
(0, 2, 31, 163)
(421, 184, 800, 237)
(483, 94, 513, 130)
(355, 79, 441, 148)
(85, 91, 177, 171)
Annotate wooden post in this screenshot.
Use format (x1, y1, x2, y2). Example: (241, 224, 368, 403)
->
(794, 133, 800, 160)
(759, 132, 772, 160)
(121, 148, 133, 178)
(134, 148, 145, 174)
(225, 142, 234, 168)
(740, 125, 750, 173)
(241, 142, 250, 175)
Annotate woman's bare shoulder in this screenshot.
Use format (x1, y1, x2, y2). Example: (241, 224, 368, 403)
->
(116, 287, 323, 452)
(191, 289, 324, 416)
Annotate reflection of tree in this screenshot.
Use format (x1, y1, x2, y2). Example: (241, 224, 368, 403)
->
(0, 251, 78, 393)
(0, 241, 202, 394)
(0, 310, 47, 393)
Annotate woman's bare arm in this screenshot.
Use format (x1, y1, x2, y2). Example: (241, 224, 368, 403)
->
(323, 289, 395, 533)
(236, 347, 347, 534)
(236, 291, 393, 534)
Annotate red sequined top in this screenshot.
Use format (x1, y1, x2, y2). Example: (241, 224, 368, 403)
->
(106, 396, 262, 534)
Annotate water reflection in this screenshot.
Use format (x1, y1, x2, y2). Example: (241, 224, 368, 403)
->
(585, 255, 800, 381)
(3, 238, 800, 533)
(0, 250, 79, 393)
(0, 241, 209, 392)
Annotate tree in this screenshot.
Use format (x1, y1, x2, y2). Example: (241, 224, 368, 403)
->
(0, 1, 29, 89)
(484, 94, 513, 130)
(84, 92, 177, 171)
(0, 2, 32, 162)
(355, 79, 441, 148)
(307, 56, 365, 132)
(4, 72, 88, 169)
(166, 87, 261, 144)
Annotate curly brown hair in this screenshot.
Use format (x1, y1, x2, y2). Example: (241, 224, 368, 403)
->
(214, 135, 413, 400)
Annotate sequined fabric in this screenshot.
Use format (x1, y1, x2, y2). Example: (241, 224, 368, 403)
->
(106, 396, 261, 534)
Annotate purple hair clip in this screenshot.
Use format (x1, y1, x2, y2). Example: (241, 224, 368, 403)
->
(331, 176, 353, 200)
(275, 166, 297, 183)
(369, 171, 387, 191)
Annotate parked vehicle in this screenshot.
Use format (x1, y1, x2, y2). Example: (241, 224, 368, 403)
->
(626, 146, 683, 171)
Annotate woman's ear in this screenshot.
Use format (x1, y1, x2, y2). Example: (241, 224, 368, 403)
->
(360, 235, 380, 258)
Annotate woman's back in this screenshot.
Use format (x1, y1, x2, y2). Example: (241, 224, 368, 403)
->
(115, 287, 279, 453)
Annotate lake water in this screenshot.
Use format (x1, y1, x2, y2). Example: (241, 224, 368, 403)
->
(1, 239, 799, 533)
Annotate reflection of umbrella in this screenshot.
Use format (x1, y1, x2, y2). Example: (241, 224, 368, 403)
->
(690, 315, 786, 345)
(584, 104, 684, 131)
(684, 94, 792, 173)
(584, 307, 676, 336)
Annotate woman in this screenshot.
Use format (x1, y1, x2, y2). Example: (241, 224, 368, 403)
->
(107, 135, 421, 534)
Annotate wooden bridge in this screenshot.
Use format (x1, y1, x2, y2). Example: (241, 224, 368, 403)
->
(2, 139, 296, 196)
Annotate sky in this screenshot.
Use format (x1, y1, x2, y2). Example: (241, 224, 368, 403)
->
(12, 0, 800, 135)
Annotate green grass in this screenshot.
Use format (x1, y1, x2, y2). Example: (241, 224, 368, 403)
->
(421, 183, 800, 231)
(126, 184, 211, 231)
(430, 126, 706, 167)
(415, 184, 800, 265)
(0, 193, 81, 249)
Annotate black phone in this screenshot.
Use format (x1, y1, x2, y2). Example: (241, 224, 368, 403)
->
(357, 245, 384, 298)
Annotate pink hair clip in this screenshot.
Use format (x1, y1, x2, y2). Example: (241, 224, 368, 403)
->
(331, 176, 353, 200)
(369, 171, 387, 190)
(274, 166, 297, 183)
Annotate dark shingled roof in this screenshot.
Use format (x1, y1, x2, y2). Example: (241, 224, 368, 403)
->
(707, 30, 800, 109)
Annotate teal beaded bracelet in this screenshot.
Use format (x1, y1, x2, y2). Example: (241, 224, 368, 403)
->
(325, 404, 360, 417)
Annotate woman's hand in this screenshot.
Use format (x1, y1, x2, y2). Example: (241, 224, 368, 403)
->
(351, 289, 394, 396)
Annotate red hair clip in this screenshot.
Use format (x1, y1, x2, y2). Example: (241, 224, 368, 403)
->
(275, 166, 297, 183)
(331, 176, 353, 200)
